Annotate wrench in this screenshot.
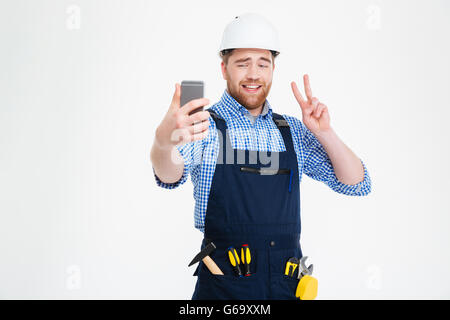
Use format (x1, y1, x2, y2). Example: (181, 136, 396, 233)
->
(298, 256, 314, 279)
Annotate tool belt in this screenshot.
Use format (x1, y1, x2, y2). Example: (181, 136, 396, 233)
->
(191, 236, 318, 300)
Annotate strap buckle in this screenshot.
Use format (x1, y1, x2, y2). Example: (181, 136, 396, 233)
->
(274, 118, 289, 127)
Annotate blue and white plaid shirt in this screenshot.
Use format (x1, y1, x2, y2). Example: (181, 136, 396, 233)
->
(153, 89, 372, 232)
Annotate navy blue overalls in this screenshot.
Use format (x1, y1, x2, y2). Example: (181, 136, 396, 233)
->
(192, 108, 303, 300)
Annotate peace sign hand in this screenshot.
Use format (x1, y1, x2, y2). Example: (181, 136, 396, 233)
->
(291, 74, 331, 136)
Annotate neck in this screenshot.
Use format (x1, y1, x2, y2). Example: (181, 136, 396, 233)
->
(248, 105, 263, 117)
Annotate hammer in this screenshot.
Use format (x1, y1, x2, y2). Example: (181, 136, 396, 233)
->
(188, 242, 224, 275)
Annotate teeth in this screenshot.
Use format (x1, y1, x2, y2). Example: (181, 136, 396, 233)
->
(244, 85, 260, 89)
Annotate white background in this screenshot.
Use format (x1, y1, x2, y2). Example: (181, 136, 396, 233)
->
(1, 0, 449, 299)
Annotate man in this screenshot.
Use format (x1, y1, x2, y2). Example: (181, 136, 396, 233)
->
(150, 13, 371, 300)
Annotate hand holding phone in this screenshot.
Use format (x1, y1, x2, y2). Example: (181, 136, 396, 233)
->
(154, 82, 211, 149)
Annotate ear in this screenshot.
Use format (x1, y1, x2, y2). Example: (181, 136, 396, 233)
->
(221, 61, 227, 80)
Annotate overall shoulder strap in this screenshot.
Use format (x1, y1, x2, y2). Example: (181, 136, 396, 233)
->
(206, 108, 228, 132)
(206, 108, 223, 121)
(271, 112, 296, 154)
(271, 112, 290, 128)
(205, 108, 232, 164)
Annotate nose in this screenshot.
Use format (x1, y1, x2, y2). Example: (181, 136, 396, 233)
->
(246, 64, 261, 79)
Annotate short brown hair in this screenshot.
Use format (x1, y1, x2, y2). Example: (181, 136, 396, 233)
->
(220, 49, 279, 66)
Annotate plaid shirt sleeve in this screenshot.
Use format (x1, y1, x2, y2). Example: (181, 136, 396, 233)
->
(283, 114, 371, 197)
(153, 118, 215, 189)
(153, 138, 206, 189)
(153, 144, 193, 189)
(300, 120, 372, 196)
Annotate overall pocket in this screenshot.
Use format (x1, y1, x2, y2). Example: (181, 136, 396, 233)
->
(192, 247, 263, 300)
(240, 166, 290, 175)
(195, 266, 264, 300)
(272, 274, 300, 300)
(240, 166, 293, 192)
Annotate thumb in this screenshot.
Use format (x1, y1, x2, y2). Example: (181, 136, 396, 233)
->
(171, 83, 181, 109)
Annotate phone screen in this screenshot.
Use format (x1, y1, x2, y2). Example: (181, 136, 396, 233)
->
(180, 80, 204, 115)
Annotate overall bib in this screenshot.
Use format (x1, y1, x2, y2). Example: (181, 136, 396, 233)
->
(192, 109, 302, 300)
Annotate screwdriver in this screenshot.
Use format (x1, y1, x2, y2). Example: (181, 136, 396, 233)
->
(227, 247, 242, 277)
(240, 244, 252, 276)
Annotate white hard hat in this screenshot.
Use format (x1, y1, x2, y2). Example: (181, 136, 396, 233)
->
(218, 13, 281, 58)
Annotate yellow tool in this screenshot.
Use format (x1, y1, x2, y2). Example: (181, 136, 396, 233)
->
(284, 257, 299, 277)
(227, 247, 242, 277)
(295, 256, 318, 300)
(296, 275, 318, 300)
(240, 244, 251, 276)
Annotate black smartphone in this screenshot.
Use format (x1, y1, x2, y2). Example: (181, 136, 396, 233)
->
(180, 80, 204, 115)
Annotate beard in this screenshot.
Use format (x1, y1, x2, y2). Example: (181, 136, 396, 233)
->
(226, 80, 272, 111)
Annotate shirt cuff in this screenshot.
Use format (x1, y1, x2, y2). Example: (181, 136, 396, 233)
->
(152, 145, 190, 189)
(327, 158, 372, 196)
(153, 165, 189, 189)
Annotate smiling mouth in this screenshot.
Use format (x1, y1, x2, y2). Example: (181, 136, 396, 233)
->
(242, 85, 262, 93)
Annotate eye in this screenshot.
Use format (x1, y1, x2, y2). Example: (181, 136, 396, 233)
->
(238, 64, 268, 68)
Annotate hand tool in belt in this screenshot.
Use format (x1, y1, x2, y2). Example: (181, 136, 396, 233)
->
(240, 244, 251, 276)
(295, 256, 318, 300)
(227, 247, 242, 276)
(188, 242, 224, 275)
(284, 257, 299, 277)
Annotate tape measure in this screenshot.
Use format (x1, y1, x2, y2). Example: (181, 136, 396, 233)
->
(295, 275, 318, 300)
